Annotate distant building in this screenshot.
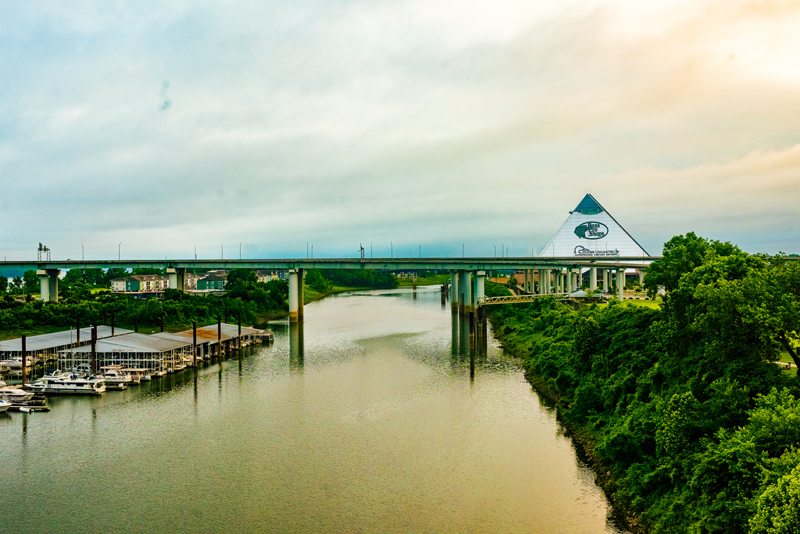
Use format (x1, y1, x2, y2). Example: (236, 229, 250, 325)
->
(256, 270, 279, 283)
(111, 275, 169, 293)
(184, 273, 201, 289)
(540, 194, 649, 259)
(197, 273, 227, 290)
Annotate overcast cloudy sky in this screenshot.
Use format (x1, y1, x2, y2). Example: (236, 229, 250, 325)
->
(1, 0, 799, 261)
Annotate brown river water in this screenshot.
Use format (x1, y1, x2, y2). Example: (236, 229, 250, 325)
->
(0, 287, 627, 533)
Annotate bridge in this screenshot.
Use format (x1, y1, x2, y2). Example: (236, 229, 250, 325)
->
(0, 255, 657, 321)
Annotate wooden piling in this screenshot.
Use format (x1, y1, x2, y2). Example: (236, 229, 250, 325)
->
(91, 326, 97, 376)
(21, 335, 26, 386)
(217, 317, 222, 358)
(193, 321, 197, 367)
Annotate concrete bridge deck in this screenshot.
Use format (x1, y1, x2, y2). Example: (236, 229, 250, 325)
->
(0, 256, 657, 272)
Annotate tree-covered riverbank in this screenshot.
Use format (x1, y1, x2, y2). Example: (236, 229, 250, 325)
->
(488, 234, 800, 533)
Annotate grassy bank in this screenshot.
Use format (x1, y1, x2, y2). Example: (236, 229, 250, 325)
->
(396, 274, 449, 287)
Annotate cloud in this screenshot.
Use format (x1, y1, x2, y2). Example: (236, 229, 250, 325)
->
(0, 0, 798, 261)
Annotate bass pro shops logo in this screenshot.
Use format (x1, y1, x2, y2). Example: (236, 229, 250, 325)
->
(574, 221, 608, 240)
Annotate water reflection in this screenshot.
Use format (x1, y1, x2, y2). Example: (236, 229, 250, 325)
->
(289, 321, 304, 372)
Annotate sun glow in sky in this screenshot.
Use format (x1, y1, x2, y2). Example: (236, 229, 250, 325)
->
(1, 0, 798, 260)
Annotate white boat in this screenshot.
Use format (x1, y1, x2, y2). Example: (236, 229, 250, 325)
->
(0, 399, 11, 413)
(71, 364, 93, 378)
(121, 368, 146, 384)
(0, 357, 32, 369)
(38, 375, 105, 395)
(0, 386, 35, 403)
(27, 370, 72, 391)
(99, 367, 132, 389)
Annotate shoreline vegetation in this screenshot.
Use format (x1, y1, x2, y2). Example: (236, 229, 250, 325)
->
(0, 268, 398, 341)
(487, 233, 800, 534)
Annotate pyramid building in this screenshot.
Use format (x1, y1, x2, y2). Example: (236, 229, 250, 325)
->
(539, 194, 649, 258)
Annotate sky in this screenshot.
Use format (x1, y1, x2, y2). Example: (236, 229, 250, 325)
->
(1, 0, 799, 261)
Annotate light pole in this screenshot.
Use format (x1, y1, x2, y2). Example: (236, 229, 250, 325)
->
(462, 243, 465, 258)
(391, 241, 393, 258)
(493, 244, 496, 257)
(240, 242, 242, 260)
(118, 242, 121, 261)
(501, 243, 504, 258)
(311, 244, 313, 259)
(81, 244, 84, 261)
(419, 245, 421, 258)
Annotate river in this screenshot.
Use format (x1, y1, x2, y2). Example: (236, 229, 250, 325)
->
(0, 287, 627, 533)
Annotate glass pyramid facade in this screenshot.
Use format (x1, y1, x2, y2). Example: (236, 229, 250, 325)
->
(539, 194, 649, 258)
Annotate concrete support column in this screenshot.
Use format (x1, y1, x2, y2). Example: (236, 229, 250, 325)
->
(603, 269, 609, 291)
(544, 269, 551, 294)
(37, 269, 60, 302)
(590, 267, 597, 291)
(39, 271, 49, 302)
(178, 269, 185, 291)
(476, 271, 485, 302)
(639, 269, 645, 286)
(566, 268, 573, 294)
(297, 269, 304, 319)
(617, 269, 625, 300)
(450, 272, 459, 310)
(167, 268, 178, 290)
(457, 270, 466, 314)
(463, 271, 474, 313)
(288, 269, 299, 322)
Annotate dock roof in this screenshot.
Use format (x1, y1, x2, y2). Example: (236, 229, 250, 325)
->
(0, 326, 134, 353)
(59, 332, 190, 354)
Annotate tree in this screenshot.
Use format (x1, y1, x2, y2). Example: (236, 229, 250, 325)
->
(0, 276, 7, 293)
(751, 466, 800, 534)
(226, 269, 257, 289)
(305, 270, 329, 292)
(23, 270, 39, 295)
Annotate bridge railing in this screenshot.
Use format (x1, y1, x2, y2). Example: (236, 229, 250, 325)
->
(477, 293, 570, 306)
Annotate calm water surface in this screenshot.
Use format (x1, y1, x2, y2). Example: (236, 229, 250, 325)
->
(1, 287, 626, 533)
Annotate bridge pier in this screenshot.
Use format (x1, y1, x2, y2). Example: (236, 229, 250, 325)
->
(617, 268, 625, 300)
(603, 269, 609, 292)
(639, 269, 645, 286)
(463, 271, 474, 314)
(166, 268, 186, 292)
(566, 268, 573, 295)
(37, 269, 60, 302)
(590, 267, 597, 291)
(450, 272, 459, 311)
(288, 269, 304, 322)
